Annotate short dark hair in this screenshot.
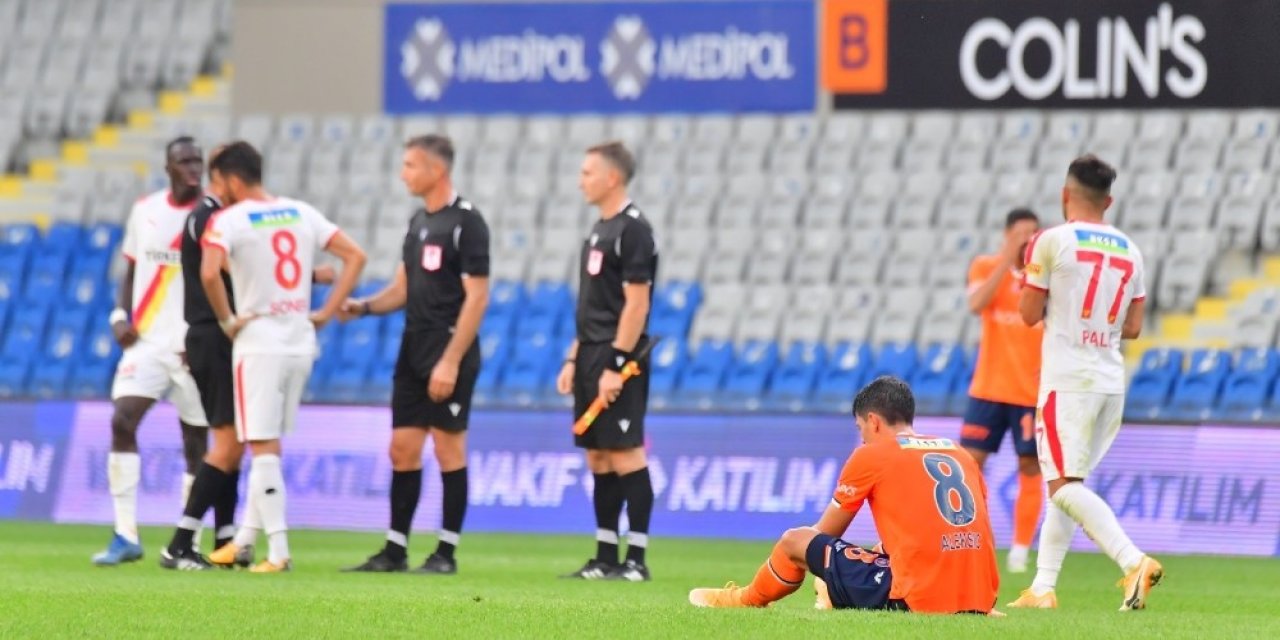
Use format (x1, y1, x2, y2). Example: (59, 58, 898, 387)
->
(852, 376, 915, 426)
(587, 141, 635, 184)
(208, 141, 262, 185)
(1005, 208, 1039, 229)
(1068, 154, 1117, 196)
(165, 135, 197, 159)
(406, 134, 455, 169)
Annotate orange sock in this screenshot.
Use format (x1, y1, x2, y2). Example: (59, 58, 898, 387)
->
(1014, 471, 1045, 547)
(744, 541, 806, 606)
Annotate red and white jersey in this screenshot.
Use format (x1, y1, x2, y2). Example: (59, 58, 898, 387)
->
(202, 197, 340, 356)
(121, 190, 197, 353)
(1023, 221, 1146, 395)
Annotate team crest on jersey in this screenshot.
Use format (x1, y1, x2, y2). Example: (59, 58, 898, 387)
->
(587, 249, 604, 275)
(897, 437, 956, 450)
(422, 245, 442, 271)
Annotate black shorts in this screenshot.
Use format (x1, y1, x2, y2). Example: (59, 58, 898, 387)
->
(185, 323, 235, 428)
(392, 330, 480, 431)
(805, 534, 903, 611)
(961, 397, 1037, 456)
(572, 340, 650, 451)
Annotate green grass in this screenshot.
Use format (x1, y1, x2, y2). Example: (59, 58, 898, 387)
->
(1, 523, 1276, 639)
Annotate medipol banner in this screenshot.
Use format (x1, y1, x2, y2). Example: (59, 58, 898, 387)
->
(383, 1, 816, 114)
(4, 401, 1279, 556)
(827, 0, 1280, 108)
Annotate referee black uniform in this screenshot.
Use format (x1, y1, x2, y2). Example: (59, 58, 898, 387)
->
(164, 193, 240, 560)
(573, 202, 658, 451)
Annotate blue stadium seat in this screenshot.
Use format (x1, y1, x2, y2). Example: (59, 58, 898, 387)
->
(311, 284, 332, 310)
(1124, 348, 1184, 421)
(42, 222, 82, 257)
(481, 308, 516, 339)
(327, 362, 372, 404)
(45, 307, 90, 363)
(647, 313, 689, 343)
(316, 322, 344, 365)
(768, 341, 827, 411)
(66, 257, 109, 308)
(338, 316, 383, 366)
(69, 360, 113, 398)
(0, 359, 30, 398)
(814, 343, 873, 411)
(946, 348, 979, 415)
(722, 340, 779, 409)
(303, 367, 330, 403)
(1, 223, 40, 261)
(1220, 349, 1279, 421)
(2, 307, 50, 361)
(869, 343, 919, 381)
(526, 282, 572, 315)
(674, 340, 734, 409)
(23, 253, 68, 305)
(473, 331, 511, 404)
(501, 334, 558, 406)
(29, 361, 71, 399)
(653, 281, 702, 337)
(1168, 349, 1231, 421)
(647, 337, 687, 409)
(488, 280, 526, 314)
(82, 223, 124, 256)
(912, 344, 965, 416)
(385, 310, 406, 336)
(82, 322, 122, 367)
(0, 254, 26, 304)
(514, 308, 560, 339)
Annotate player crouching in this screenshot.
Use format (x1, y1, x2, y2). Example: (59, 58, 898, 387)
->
(689, 377, 1001, 615)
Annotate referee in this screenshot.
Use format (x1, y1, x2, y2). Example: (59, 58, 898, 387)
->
(161, 145, 242, 569)
(557, 141, 658, 582)
(343, 134, 490, 575)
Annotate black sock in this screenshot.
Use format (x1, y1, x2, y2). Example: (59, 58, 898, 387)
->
(435, 467, 468, 560)
(213, 467, 240, 548)
(169, 463, 226, 552)
(620, 468, 654, 564)
(592, 472, 623, 564)
(383, 469, 422, 561)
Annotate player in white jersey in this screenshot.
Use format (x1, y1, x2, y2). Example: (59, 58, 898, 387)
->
(93, 137, 211, 566)
(198, 142, 367, 572)
(1009, 155, 1163, 612)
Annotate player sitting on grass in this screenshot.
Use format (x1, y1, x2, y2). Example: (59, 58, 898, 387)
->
(689, 376, 1000, 615)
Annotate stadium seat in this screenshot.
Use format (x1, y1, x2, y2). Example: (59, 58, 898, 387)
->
(813, 343, 873, 412)
(722, 341, 780, 410)
(1219, 349, 1279, 421)
(1125, 348, 1185, 420)
(768, 341, 826, 410)
(69, 360, 113, 399)
(911, 344, 965, 416)
(338, 316, 382, 366)
(327, 362, 372, 404)
(868, 343, 919, 381)
(648, 337, 688, 410)
(2, 306, 50, 361)
(29, 361, 71, 399)
(0, 359, 30, 398)
(1168, 349, 1231, 421)
(501, 333, 557, 407)
(676, 340, 734, 409)
(23, 253, 68, 306)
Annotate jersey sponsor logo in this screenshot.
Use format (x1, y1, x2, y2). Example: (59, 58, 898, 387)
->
(896, 436, 956, 450)
(248, 208, 301, 229)
(143, 249, 182, 265)
(422, 244, 443, 271)
(1025, 262, 1042, 275)
(587, 249, 604, 275)
(1074, 229, 1130, 255)
(834, 482, 857, 497)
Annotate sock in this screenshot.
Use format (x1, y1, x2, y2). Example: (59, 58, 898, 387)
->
(107, 452, 141, 544)
(248, 454, 289, 562)
(169, 463, 226, 552)
(383, 469, 422, 561)
(619, 468, 654, 564)
(1031, 503, 1077, 593)
(1014, 471, 1045, 548)
(435, 467, 467, 560)
(213, 467, 240, 547)
(744, 540, 806, 606)
(231, 481, 261, 549)
(1052, 482, 1145, 574)
(592, 472, 622, 564)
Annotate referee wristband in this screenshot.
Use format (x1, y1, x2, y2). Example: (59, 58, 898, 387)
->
(361, 300, 372, 316)
(607, 348, 631, 372)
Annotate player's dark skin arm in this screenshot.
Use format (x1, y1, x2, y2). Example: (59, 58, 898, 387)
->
(112, 262, 139, 348)
(1019, 287, 1047, 327)
(430, 276, 488, 402)
(1122, 298, 1145, 339)
(813, 503, 855, 537)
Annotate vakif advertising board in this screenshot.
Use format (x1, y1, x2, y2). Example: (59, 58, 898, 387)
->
(826, 0, 1280, 108)
(383, 1, 816, 114)
(7, 401, 1278, 557)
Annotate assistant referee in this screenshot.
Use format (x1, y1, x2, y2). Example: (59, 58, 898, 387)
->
(342, 134, 490, 575)
(557, 141, 659, 582)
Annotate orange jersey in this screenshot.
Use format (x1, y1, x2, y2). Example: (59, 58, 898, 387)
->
(967, 254, 1043, 406)
(832, 434, 998, 614)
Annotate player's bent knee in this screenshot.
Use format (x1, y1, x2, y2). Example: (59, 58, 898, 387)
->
(780, 527, 821, 564)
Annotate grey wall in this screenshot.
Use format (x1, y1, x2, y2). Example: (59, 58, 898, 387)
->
(231, 0, 385, 115)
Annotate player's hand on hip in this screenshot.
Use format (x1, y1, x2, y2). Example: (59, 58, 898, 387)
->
(555, 361, 575, 396)
(428, 359, 459, 402)
(222, 314, 256, 340)
(112, 321, 139, 349)
(336, 299, 362, 323)
(309, 310, 333, 329)
(597, 370, 623, 408)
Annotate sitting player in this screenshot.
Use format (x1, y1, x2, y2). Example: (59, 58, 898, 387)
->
(689, 376, 1000, 615)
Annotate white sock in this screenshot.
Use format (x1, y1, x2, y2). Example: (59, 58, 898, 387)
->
(107, 452, 141, 544)
(1030, 503, 1076, 594)
(232, 478, 262, 548)
(1008, 544, 1030, 565)
(249, 454, 289, 563)
(1053, 482, 1145, 574)
(181, 472, 202, 549)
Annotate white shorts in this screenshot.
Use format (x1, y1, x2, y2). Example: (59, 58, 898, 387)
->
(232, 352, 312, 443)
(111, 341, 208, 426)
(1035, 389, 1124, 482)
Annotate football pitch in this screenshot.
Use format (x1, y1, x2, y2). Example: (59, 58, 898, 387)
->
(1, 523, 1276, 639)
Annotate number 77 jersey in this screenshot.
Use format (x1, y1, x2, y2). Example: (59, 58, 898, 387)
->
(202, 197, 340, 356)
(1023, 222, 1146, 395)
